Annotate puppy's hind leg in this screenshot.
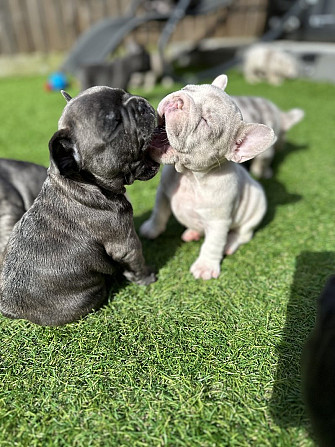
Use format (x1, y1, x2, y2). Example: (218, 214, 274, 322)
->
(250, 146, 275, 179)
(140, 183, 171, 239)
(224, 229, 254, 255)
(224, 213, 266, 255)
(225, 188, 267, 255)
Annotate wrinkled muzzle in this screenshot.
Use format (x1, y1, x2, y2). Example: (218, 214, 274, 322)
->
(148, 91, 191, 165)
(123, 96, 156, 150)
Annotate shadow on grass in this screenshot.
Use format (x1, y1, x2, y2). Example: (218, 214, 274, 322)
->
(257, 142, 307, 228)
(134, 210, 184, 271)
(272, 142, 308, 175)
(269, 251, 335, 432)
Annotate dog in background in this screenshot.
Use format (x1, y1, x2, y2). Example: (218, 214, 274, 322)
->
(232, 96, 304, 178)
(0, 159, 46, 255)
(243, 44, 299, 86)
(78, 43, 151, 91)
(0, 87, 159, 326)
(140, 75, 276, 280)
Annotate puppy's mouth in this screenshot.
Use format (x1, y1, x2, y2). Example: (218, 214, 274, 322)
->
(151, 115, 169, 149)
(148, 114, 178, 164)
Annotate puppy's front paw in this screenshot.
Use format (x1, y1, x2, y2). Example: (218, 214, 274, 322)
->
(190, 258, 220, 280)
(124, 267, 157, 286)
(136, 271, 157, 286)
(139, 219, 165, 240)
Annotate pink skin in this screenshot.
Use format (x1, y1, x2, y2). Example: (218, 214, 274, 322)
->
(148, 94, 187, 164)
(181, 229, 201, 242)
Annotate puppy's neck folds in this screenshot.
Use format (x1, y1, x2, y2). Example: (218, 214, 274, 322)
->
(48, 173, 126, 206)
(182, 162, 229, 183)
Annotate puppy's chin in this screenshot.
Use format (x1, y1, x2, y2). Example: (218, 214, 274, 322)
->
(136, 167, 159, 182)
(125, 154, 160, 184)
(135, 157, 160, 181)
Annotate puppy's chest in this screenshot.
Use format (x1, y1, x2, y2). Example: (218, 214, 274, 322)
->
(169, 175, 213, 229)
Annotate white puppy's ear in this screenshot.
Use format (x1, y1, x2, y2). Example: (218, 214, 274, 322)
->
(211, 74, 228, 91)
(227, 123, 276, 163)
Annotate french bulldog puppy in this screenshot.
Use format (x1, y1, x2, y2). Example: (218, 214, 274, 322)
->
(243, 44, 299, 86)
(0, 87, 159, 326)
(140, 75, 276, 280)
(303, 275, 335, 447)
(0, 159, 47, 255)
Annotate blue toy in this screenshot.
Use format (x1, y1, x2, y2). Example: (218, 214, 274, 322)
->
(45, 72, 69, 91)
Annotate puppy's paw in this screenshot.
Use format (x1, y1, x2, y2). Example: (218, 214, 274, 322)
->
(181, 229, 201, 242)
(139, 219, 164, 240)
(190, 258, 220, 280)
(124, 267, 157, 286)
(136, 271, 157, 286)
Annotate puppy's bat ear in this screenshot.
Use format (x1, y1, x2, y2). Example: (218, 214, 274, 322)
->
(212, 74, 228, 91)
(227, 123, 277, 163)
(61, 90, 72, 102)
(49, 129, 81, 176)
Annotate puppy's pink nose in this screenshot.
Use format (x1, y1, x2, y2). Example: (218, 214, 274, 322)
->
(166, 97, 184, 112)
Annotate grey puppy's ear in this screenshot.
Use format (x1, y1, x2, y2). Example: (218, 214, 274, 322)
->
(61, 90, 72, 102)
(49, 129, 81, 176)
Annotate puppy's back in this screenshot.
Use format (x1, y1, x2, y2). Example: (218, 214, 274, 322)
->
(232, 96, 304, 137)
(0, 158, 47, 210)
(0, 177, 122, 326)
(0, 159, 47, 254)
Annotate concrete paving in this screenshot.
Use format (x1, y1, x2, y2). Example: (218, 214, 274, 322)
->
(269, 40, 335, 83)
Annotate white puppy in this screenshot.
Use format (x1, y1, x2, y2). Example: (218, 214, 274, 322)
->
(243, 44, 298, 86)
(140, 75, 276, 280)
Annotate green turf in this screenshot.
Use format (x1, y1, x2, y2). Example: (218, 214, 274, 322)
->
(0, 71, 334, 446)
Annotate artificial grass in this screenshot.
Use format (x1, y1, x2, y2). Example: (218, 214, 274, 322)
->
(0, 71, 334, 446)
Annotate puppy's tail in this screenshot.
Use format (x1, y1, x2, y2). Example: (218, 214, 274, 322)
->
(281, 108, 305, 132)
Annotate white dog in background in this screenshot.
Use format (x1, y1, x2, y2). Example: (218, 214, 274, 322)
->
(140, 75, 276, 280)
(243, 44, 299, 86)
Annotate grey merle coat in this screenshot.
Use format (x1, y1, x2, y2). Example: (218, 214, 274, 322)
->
(0, 87, 159, 326)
